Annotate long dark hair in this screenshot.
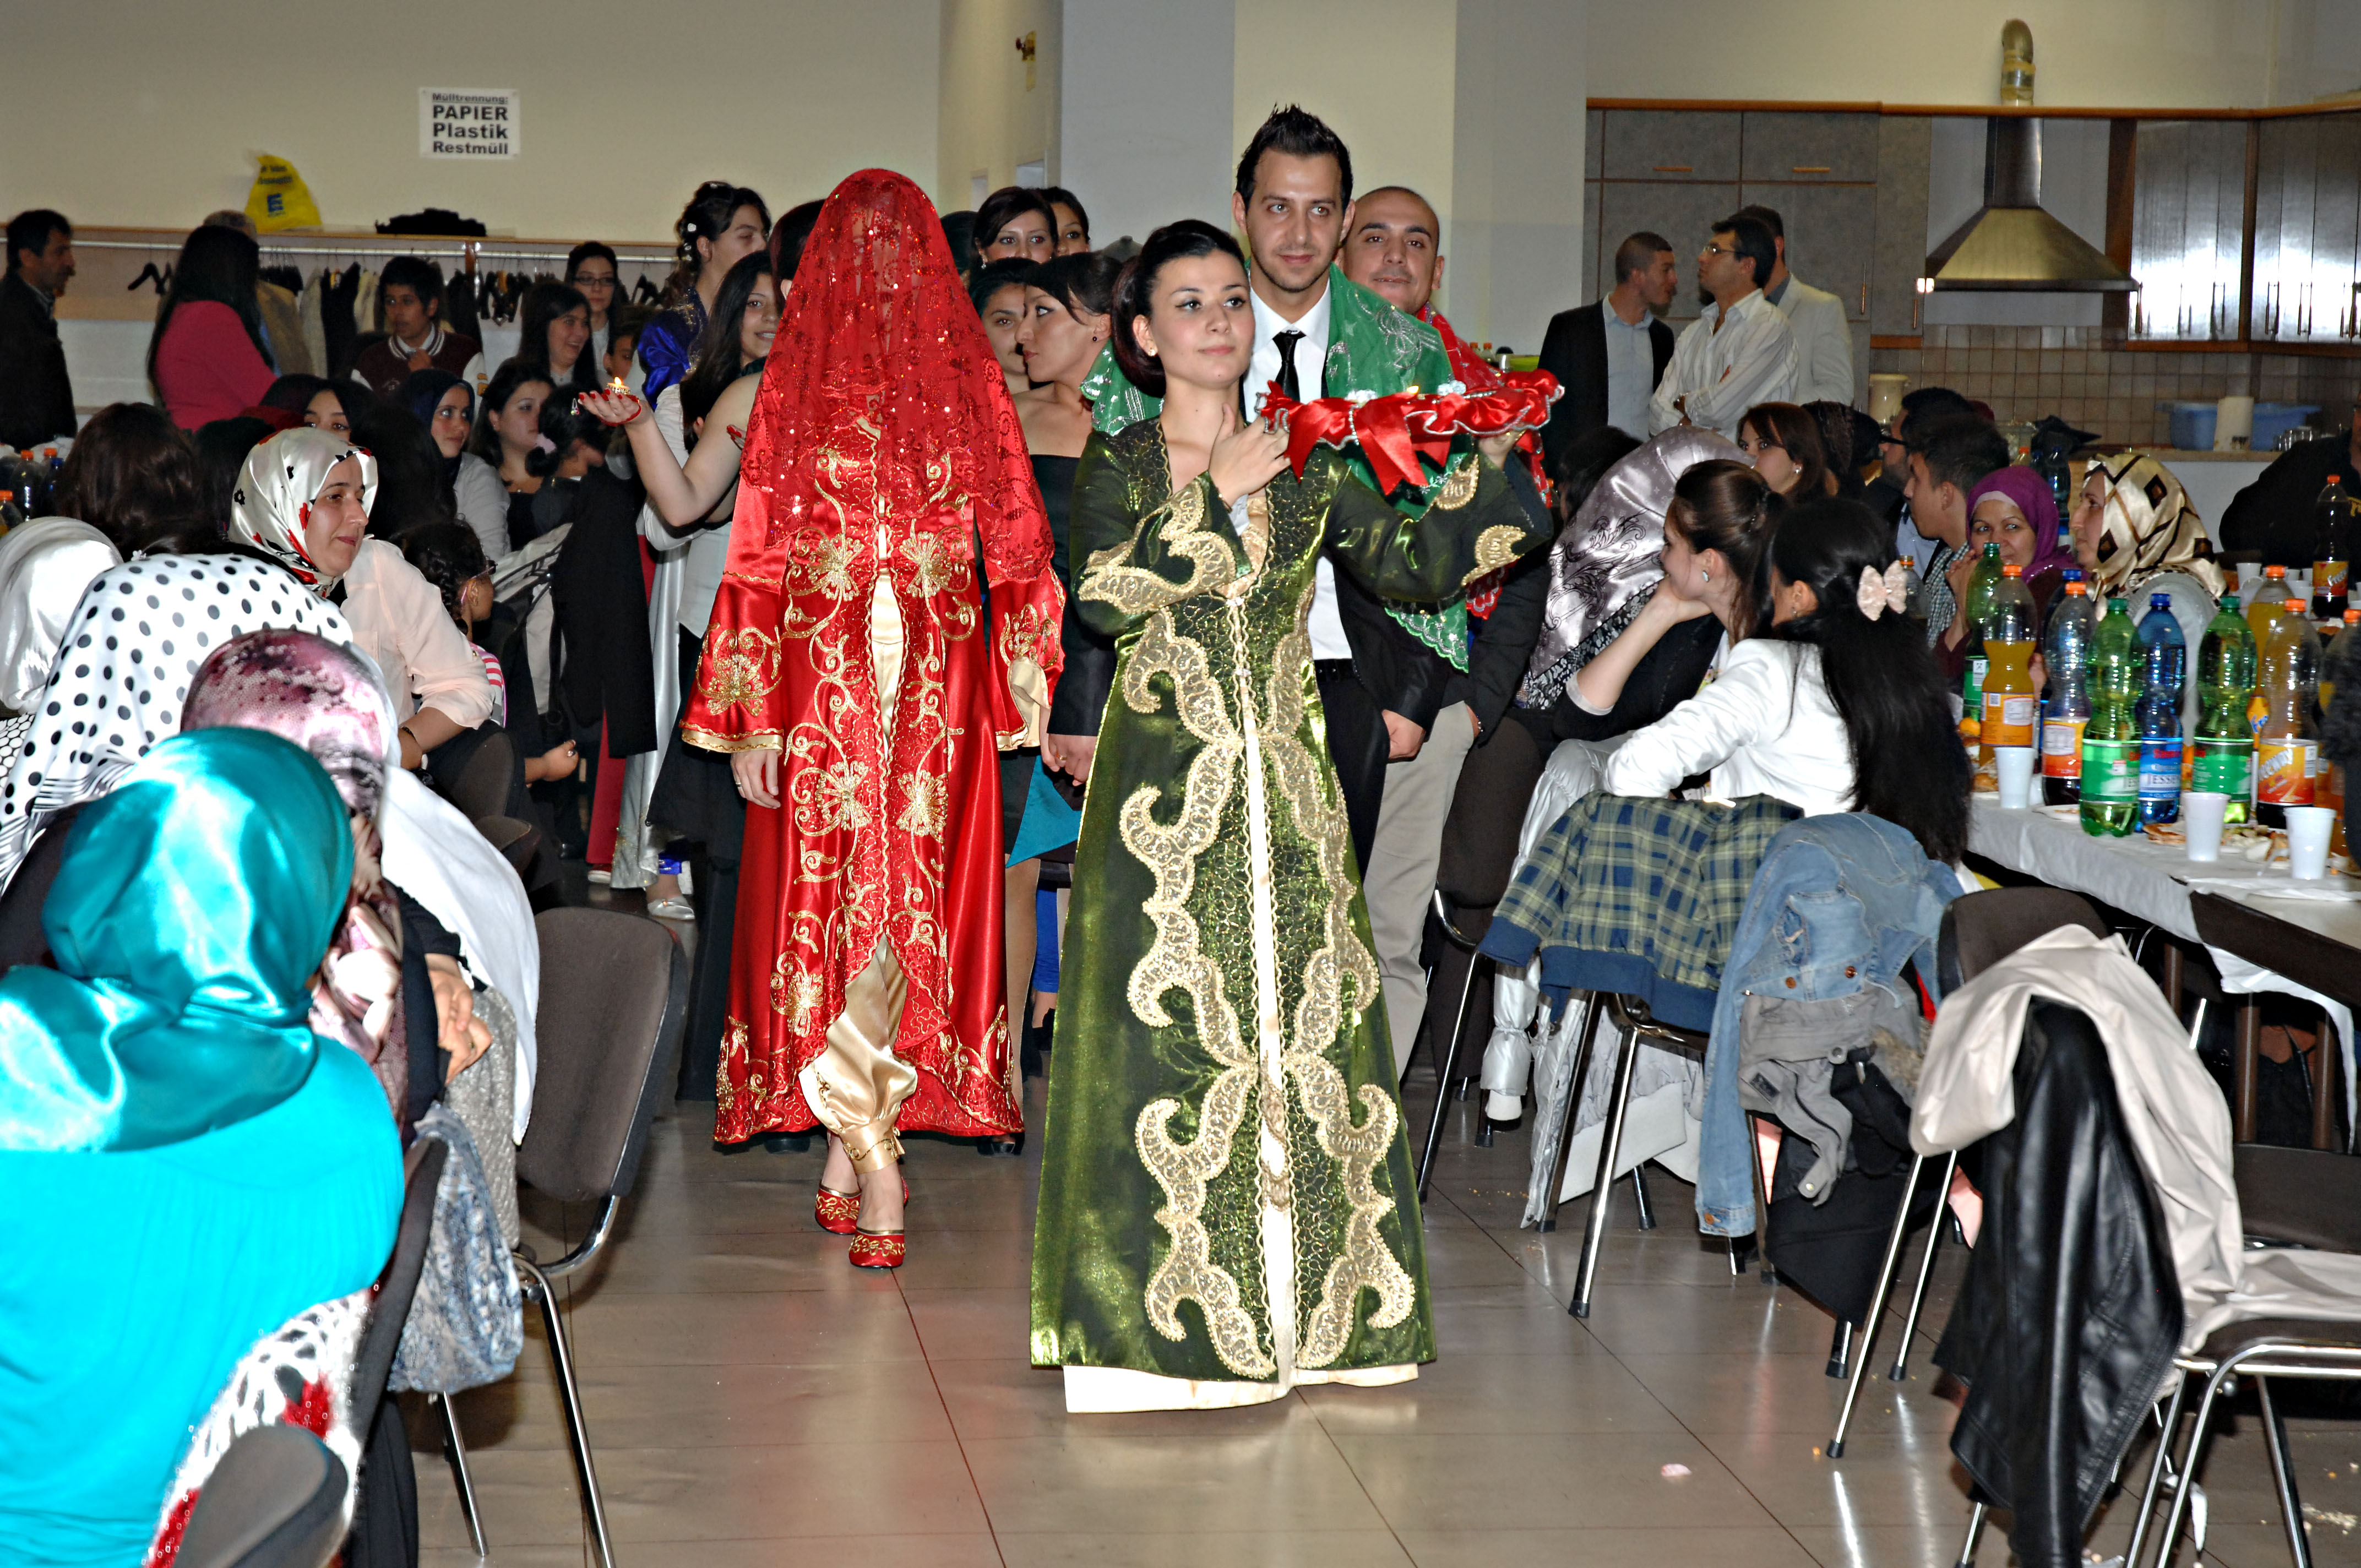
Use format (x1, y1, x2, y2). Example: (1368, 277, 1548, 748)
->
(524, 390, 607, 483)
(1665, 459, 1782, 640)
(770, 200, 825, 284)
(259, 374, 336, 422)
(467, 361, 556, 465)
(1110, 220, 1247, 400)
(973, 187, 1058, 268)
(149, 224, 269, 390)
(400, 520, 488, 625)
(56, 402, 213, 553)
(344, 386, 453, 538)
(661, 181, 769, 305)
(679, 252, 775, 437)
(1763, 497, 1971, 863)
(1032, 252, 1122, 321)
(517, 281, 597, 391)
(1740, 401, 1837, 499)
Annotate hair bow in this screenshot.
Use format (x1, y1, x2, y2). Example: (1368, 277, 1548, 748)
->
(532, 434, 558, 455)
(1856, 560, 1910, 620)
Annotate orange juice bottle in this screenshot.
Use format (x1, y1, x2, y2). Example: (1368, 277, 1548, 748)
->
(2246, 565, 2290, 639)
(2254, 599, 2323, 827)
(1980, 564, 2040, 758)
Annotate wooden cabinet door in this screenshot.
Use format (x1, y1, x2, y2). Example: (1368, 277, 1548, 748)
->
(1741, 182, 1878, 322)
(1597, 181, 1743, 321)
(1601, 110, 1742, 182)
(1741, 112, 1880, 184)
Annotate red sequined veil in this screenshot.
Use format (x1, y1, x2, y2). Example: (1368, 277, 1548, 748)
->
(683, 170, 1064, 1144)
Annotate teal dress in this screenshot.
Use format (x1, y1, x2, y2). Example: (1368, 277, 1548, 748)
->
(1030, 422, 1550, 1410)
(0, 730, 402, 1564)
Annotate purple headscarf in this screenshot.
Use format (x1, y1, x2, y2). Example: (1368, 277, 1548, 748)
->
(1967, 466, 2072, 588)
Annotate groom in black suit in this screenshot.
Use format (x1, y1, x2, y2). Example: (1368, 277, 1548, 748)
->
(1535, 231, 1677, 467)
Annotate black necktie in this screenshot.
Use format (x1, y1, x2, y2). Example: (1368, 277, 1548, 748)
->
(1274, 329, 1305, 401)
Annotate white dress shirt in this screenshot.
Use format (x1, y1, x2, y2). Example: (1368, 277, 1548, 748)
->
(1765, 274, 1855, 406)
(1602, 302, 1658, 438)
(1646, 289, 1799, 439)
(1603, 638, 1854, 818)
(1248, 284, 1352, 660)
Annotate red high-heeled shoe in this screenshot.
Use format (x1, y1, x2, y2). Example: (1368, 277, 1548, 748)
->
(815, 1173, 909, 1235)
(848, 1228, 905, 1269)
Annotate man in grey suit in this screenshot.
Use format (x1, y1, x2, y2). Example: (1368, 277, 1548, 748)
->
(1535, 232, 1677, 467)
(1736, 202, 1854, 407)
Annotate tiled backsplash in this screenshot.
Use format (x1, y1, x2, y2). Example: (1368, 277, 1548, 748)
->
(1868, 327, 2360, 448)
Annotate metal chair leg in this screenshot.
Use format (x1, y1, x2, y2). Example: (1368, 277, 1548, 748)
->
(1890, 1150, 1959, 1381)
(1826, 1319, 1853, 1380)
(1415, 943, 1482, 1203)
(520, 1259, 614, 1568)
(2123, 1381, 2189, 1568)
(1629, 1162, 1655, 1230)
(2152, 1364, 2239, 1566)
(436, 1391, 487, 1558)
(2257, 1375, 2313, 1568)
(1953, 1499, 1987, 1567)
(1569, 1016, 1642, 1318)
(1828, 1152, 1925, 1458)
(1535, 993, 1602, 1234)
(1747, 1113, 1778, 1284)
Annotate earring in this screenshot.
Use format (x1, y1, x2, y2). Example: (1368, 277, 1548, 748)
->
(1700, 569, 1710, 583)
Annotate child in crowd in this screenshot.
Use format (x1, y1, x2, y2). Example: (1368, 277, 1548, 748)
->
(400, 521, 578, 784)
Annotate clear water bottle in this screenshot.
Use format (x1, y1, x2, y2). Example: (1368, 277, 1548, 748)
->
(2042, 571, 2095, 804)
(2135, 593, 2187, 826)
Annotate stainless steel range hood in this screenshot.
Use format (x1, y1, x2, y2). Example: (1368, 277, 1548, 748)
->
(1923, 116, 2136, 292)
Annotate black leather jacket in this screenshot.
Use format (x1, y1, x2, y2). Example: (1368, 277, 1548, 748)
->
(1932, 999, 2183, 1568)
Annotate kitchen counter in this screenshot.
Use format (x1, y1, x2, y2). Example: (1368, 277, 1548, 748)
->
(2122, 448, 2273, 531)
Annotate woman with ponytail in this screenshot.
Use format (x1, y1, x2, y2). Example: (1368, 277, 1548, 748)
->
(1606, 496, 1968, 859)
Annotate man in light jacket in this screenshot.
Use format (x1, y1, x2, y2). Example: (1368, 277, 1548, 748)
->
(1646, 214, 1797, 440)
(1736, 203, 1854, 407)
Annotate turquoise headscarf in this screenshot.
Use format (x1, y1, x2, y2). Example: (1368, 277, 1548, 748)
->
(0, 727, 354, 1153)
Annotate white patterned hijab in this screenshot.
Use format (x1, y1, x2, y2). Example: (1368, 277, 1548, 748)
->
(228, 427, 380, 593)
(0, 554, 355, 891)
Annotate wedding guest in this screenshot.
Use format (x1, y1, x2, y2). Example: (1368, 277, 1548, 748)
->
(973, 186, 1057, 266)
(403, 369, 508, 556)
(351, 257, 485, 399)
(1736, 401, 1837, 498)
(52, 401, 210, 554)
(466, 362, 558, 549)
(1646, 214, 1797, 439)
(1536, 231, 1677, 462)
(1041, 187, 1092, 254)
(639, 181, 769, 399)
(149, 225, 277, 431)
(1736, 203, 1854, 406)
(565, 241, 624, 365)
(516, 281, 600, 395)
(969, 259, 1041, 394)
(0, 209, 74, 449)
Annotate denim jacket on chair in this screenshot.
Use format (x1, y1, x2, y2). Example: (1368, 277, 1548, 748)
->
(1697, 814, 1959, 1236)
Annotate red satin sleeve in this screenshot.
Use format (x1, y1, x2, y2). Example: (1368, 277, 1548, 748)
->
(682, 475, 792, 755)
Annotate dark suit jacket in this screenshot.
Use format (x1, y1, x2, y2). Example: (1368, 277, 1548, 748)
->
(0, 272, 75, 450)
(1535, 301, 1674, 470)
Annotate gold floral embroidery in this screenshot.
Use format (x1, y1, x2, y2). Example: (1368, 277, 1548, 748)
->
(896, 772, 948, 838)
(1464, 525, 1525, 585)
(796, 533, 863, 604)
(1081, 479, 1240, 616)
(700, 627, 782, 720)
(1430, 454, 1481, 510)
(771, 955, 826, 1031)
(899, 532, 968, 602)
(717, 1016, 750, 1117)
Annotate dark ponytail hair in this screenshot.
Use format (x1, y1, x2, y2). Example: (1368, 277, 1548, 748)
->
(525, 390, 607, 483)
(1764, 496, 1971, 863)
(1110, 219, 1247, 400)
(661, 181, 769, 305)
(400, 520, 489, 625)
(679, 251, 776, 438)
(1664, 459, 1782, 640)
(1032, 252, 1122, 322)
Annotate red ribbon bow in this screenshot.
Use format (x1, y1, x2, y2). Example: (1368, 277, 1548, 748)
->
(1256, 371, 1561, 495)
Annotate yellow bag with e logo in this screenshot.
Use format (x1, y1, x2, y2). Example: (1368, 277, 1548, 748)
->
(244, 154, 322, 233)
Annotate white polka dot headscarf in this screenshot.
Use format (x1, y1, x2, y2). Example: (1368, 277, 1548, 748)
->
(0, 554, 356, 890)
(227, 427, 380, 591)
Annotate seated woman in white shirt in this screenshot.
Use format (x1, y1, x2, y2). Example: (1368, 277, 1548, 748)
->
(1604, 496, 1970, 862)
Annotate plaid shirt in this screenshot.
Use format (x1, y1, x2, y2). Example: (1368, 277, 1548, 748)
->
(1478, 793, 1802, 1024)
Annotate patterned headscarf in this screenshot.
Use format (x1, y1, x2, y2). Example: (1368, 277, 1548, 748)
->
(228, 427, 380, 592)
(2082, 451, 2225, 598)
(183, 630, 407, 1119)
(0, 554, 355, 891)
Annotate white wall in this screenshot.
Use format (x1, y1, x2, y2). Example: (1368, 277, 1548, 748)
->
(1451, 0, 1588, 352)
(1058, 0, 1237, 246)
(5, 0, 942, 240)
(938, 0, 1062, 216)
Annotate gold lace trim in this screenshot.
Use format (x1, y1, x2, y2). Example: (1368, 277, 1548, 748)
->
(1464, 525, 1525, 586)
(1080, 478, 1239, 616)
(1430, 454, 1481, 510)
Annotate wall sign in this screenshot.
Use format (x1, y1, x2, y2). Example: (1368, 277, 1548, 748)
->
(420, 89, 520, 160)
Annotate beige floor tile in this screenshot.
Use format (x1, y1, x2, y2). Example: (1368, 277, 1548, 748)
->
(931, 1354, 1324, 1441)
(563, 1287, 924, 1366)
(961, 1427, 1391, 1534)
(1299, 1352, 1679, 1436)
(902, 1285, 1032, 1361)
(597, 1537, 1004, 1568)
(1564, 1282, 1850, 1359)
(419, 1547, 587, 1568)
(1412, 1224, 1539, 1292)
(415, 1441, 590, 1549)
(450, 1357, 957, 1449)
(1396, 1526, 1820, 1567)
(590, 1440, 989, 1540)
(886, 1225, 1035, 1288)
(1426, 1285, 1607, 1355)
(1777, 1520, 2011, 1567)
(570, 1225, 914, 1295)
(1328, 1430, 1772, 1532)
(997, 1529, 1416, 1566)
(1689, 1427, 1972, 1529)
(1611, 1352, 1960, 1439)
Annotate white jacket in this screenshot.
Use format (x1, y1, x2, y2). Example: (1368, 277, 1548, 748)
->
(1767, 274, 1855, 407)
(339, 538, 496, 731)
(1603, 638, 1853, 816)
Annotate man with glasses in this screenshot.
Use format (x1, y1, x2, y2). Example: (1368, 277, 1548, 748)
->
(1646, 214, 1796, 440)
(1734, 203, 1852, 406)
(2221, 394, 2361, 568)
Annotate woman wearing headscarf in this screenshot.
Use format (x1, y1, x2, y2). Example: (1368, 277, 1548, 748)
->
(0, 517, 121, 778)
(2071, 450, 2226, 726)
(0, 728, 401, 1565)
(401, 368, 508, 558)
(1933, 464, 2075, 684)
(226, 427, 495, 766)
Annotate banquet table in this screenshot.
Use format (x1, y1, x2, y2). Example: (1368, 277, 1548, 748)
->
(1966, 798, 2361, 1145)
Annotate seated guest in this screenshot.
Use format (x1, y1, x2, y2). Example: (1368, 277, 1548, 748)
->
(0, 728, 402, 1564)
(1647, 214, 1797, 439)
(1868, 384, 1976, 554)
(52, 401, 213, 554)
(225, 428, 494, 768)
(1536, 231, 1677, 464)
(1903, 412, 2010, 649)
(260, 372, 360, 436)
(972, 186, 1058, 266)
(1932, 465, 2072, 681)
(515, 281, 600, 396)
(1041, 186, 1092, 255)
(2219, 394, 2361, 567)
(2072, 451, 2225, 725)
(192, 417, 274, 529)
(0, 518, 117, 785)
(1736, 401, 1837, 498)
(401, 521, 579, 784)
(0, 208, 75, 450)
(149, 225, 278, 431)
(1807, 401, 1880, 501)
(467, 362, 559, 548)
(970, 259, 1041, 394)
(1609, 496, 1970, 859)
(404, 369, 509, 556)
(351, 255, 485, 398)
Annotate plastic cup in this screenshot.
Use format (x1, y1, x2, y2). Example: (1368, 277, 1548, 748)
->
(2182, 791, 2229, 862)
(2287, 805, 2336, 879)
(1994, 746, 2037, 809)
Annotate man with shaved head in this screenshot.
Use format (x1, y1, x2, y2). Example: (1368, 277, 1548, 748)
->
(1535, 231, 1677, 465)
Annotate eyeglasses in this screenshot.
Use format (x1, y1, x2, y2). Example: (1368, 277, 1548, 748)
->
(1702, 243, 1734, 258)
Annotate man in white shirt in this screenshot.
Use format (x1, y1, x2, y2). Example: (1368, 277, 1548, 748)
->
(1646, 214, 1798, 440)
(1736, 203, 1854, 406)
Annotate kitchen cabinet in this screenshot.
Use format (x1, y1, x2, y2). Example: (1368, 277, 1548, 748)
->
(1601, 110, 1742, 183)
(2251, 112, 2361, 344)
(1597, 179, 1742, 321)
(1740, 112, 1880, 184)
(2129, 119, 2249, 341)
(1872, 114, 1933, 336)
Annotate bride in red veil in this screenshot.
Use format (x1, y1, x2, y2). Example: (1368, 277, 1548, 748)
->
(590, 169, 1064, 1267)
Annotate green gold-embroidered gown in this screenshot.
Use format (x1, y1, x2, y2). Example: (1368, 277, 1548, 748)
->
(1030, 418, 1551, 1411)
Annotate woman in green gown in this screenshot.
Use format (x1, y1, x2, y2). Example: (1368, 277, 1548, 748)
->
(1030, 220, 1554, 1411)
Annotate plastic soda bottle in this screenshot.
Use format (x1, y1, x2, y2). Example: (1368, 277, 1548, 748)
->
(2192, 593, 2257, 824)
(2134, 593, 2187, 826)
(2246, 565, 2290, 640)
(1959, 541, 2004, 738)
(2254, 599, 2323, 827)
(1981, 564, 2039, 758)
(2080, 596, 2141, 836)
(2042, 573, 2095, 804)
(2313, 473, 2355, 620)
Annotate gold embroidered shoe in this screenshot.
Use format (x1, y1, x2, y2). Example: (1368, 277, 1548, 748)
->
(848, 1228, 906, 1269)
(815, 1185, 860, 1234)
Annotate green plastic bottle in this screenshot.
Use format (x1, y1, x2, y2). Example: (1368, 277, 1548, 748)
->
(2192, 593, 2257, 824)
(1959, 541, 2004, 724)
(2079, 596, 2141, 836)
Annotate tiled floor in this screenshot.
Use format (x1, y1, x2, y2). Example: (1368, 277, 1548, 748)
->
(418, 1065, 2361, 1566)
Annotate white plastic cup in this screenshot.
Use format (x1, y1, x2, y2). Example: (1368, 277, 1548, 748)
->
(1994, 746, 2037, 809)
(2182, 791, 2229, 862)
(2287, 805, 2336, 880)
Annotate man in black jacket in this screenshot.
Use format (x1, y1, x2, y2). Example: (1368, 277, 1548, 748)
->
(0, 210, 77, 451)
(1534, 231, 1676, 467)
(2219, 395, 2361, 567)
